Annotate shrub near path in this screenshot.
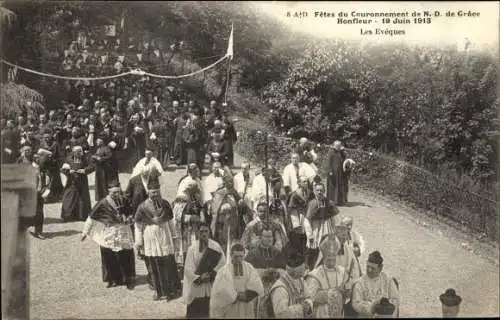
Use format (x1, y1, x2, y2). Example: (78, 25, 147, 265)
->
(29, 149, 498, 318)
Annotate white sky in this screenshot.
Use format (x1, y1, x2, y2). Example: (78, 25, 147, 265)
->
(252, 1, 499, 49)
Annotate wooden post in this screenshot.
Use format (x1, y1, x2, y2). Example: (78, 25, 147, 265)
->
(265, 133, 270, 225)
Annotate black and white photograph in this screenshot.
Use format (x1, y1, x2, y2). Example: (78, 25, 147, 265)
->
(1, 1, 498, 319)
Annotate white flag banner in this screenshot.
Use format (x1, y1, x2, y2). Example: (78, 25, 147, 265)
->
(226, 24, 234, 60)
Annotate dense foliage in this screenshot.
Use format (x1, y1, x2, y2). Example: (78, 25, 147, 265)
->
(263, 40, 499, 193)
(1, 2, 497, 219)
(235, 120, 499, 242)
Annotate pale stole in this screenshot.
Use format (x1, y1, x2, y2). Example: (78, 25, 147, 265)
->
(210, 261, 264, 318)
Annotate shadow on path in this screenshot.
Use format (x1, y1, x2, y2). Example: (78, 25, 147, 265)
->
(42, 230, 81, 239)
(344, 201, 372, 208)
(44, 217, 64, 225)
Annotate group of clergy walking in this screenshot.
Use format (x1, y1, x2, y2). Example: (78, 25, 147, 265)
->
(75, 132, 410, 319)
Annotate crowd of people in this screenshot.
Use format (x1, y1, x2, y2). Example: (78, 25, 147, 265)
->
(1, 84, 465, 317)
(1, 25, 463, 319)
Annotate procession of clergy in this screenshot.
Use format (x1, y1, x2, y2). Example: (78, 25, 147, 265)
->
(3, 90, 463, 318)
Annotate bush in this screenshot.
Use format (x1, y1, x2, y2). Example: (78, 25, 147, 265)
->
(234, 121, 499, 243)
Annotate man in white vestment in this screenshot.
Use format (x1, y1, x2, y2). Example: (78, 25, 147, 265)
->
(351, 251, 400, 318)
(183, 222, 225, 318)
(282, 152, 317, 196)
(341, 216, 365, 258)
(210, 243, 264, 318)
(314, 219, 362, 288)
(131, 149, 164, 178)
(202, 161, 224, 204)
(305, 234, 349, 318)
(233, 162, 253, 200)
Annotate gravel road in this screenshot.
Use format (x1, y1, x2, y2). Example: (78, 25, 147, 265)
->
(28, 153, 499, 319)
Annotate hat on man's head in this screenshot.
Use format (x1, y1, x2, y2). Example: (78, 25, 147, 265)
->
(284, 247, 305, 268)
(147, 175, 161, 191)
(368, 251, 384, 265)
(373, 298, 396, 315)
(439, 289, 462, 307)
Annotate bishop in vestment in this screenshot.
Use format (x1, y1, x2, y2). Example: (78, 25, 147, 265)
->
(134, 177, 181, 301)
(81, 181, 136, 289)
(305, 234, 349, 318)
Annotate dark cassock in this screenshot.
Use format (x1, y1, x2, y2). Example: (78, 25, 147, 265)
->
(134, 177, 182, 301)
(325, 143, 350, 206)
(207, 130, 230, 166)
(149, 118, 169, 166)
(129, 117, 148, 166)
(222, 119, 237, 167)
(90, 138, 114, 201)
(40, 132, 64, 202)
(174, 114, 188, 165)
(109, 115, 128, 149)
(82, 181, 136, 289)
(124, 170, 151, 216)
(60, 146, 94, 222)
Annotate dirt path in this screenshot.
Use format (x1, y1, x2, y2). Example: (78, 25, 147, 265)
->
(28, 153, 499, 318)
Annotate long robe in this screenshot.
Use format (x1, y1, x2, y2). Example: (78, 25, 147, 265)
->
(60, 155, 94, 222)
(124, 175, 149, 215)
(287, 188, 313, 229)
(352, 272, 400, 318)
(203, 173, 224, 204)
(210, 187, 249, 249)
(326, 149, 349, 205)
(270, 271, 313, 318)
(39, 139, 64, 201)
(135, 198, 181, 298)
(303, 198, 338, 270)
(91, 145, 113, 201)
(210, 260, 264, 318)
(82, 196, 135, 284)
(174, 117, 187, 164)
(314, 240, 363, 312)
(129, 122, 148, 166)
(183, 239, 226, 319)
(305, 265, 348, 318)
(223, 122, 237, 167)
(245, 245, 286, 318)
(174, 176, 204, 261)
